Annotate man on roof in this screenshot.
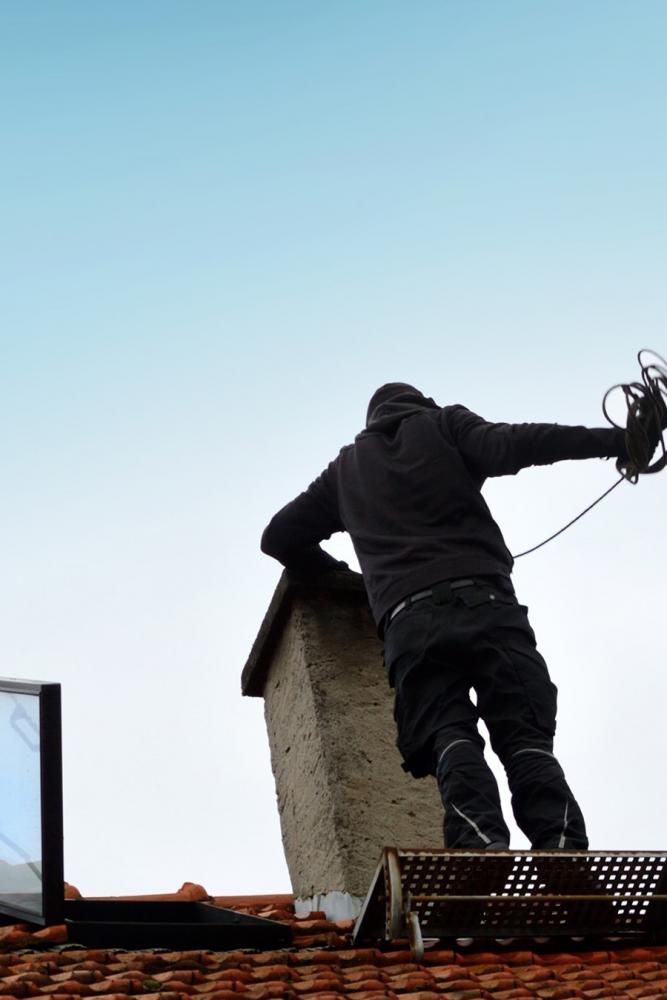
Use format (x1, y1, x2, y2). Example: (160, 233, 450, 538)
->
(261, 383, 630, 850)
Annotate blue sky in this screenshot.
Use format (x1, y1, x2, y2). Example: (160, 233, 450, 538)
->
(1, 1, 666, 895)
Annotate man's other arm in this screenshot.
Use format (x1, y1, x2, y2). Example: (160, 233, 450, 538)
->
(261, 466, 347, 578)
(444, 405, 627, 479)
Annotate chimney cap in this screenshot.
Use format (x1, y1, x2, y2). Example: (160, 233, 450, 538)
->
(241, 569, 367, 697)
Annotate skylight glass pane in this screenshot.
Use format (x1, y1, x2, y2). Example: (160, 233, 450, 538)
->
(0, 690, 43, 917)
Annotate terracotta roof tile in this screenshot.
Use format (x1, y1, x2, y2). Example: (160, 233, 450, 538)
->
(388, 993, 439, 1000)
(294, 993, 341, 1000)
(346, 994, 392, 1000)
(345, 979, 387, 992)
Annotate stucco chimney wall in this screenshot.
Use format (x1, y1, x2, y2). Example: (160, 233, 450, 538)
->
(242, 572, 443, 905)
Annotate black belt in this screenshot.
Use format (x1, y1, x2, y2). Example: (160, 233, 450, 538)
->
(388, 578, 477, 623)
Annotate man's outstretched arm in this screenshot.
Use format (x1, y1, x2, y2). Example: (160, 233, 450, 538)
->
(444, 405, 628, 479)
(261, 466, 347, 578)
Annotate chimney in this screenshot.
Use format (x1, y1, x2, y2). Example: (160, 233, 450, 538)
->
(242, 571, 443, 919)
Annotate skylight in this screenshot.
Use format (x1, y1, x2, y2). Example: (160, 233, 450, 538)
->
(0, 679, 63, 926)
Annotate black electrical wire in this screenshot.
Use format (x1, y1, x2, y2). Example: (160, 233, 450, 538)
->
(512, 349, 667, 560)
(511, 476, 625, 559)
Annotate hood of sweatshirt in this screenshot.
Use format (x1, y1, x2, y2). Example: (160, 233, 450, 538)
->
(363, 382, 439, 434)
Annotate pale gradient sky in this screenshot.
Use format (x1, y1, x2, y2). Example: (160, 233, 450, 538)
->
(1, 1, 666, 896)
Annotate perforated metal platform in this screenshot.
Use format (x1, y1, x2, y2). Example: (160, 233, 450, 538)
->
(353, 849, 667, 957)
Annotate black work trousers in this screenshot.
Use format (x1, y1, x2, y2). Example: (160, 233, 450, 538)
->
(383, 577, 588, 850)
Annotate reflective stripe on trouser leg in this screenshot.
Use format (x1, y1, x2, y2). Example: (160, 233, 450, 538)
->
(450, 802, 491, 846)
(511, 747, 556, 760)
(559, 801, 569, 849)
(436, 739, 511, 849)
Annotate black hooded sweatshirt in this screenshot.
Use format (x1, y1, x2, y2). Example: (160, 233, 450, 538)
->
(261, 388, 626, 630)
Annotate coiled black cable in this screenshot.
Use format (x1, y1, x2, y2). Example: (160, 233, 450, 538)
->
(603, 348, 667, 482)
(512, 349, 667, 559)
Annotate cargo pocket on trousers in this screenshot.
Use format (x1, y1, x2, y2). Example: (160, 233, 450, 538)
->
(383, 605, 433, 688)
(505, 643, 558, 739)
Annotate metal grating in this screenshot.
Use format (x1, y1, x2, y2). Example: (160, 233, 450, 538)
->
(353, 849, 667, 953)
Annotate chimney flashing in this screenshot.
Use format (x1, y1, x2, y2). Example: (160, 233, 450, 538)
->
(295, 891, 363, 921)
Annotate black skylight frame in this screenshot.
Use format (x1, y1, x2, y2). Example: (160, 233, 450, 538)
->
(0, 678, 63, 926)
(0, 679, 292, 949)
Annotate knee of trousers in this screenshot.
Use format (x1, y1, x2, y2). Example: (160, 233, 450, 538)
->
(505, 746, 565, 786)
(492, 728, 553, 763)
(435, 737, 486, 781)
